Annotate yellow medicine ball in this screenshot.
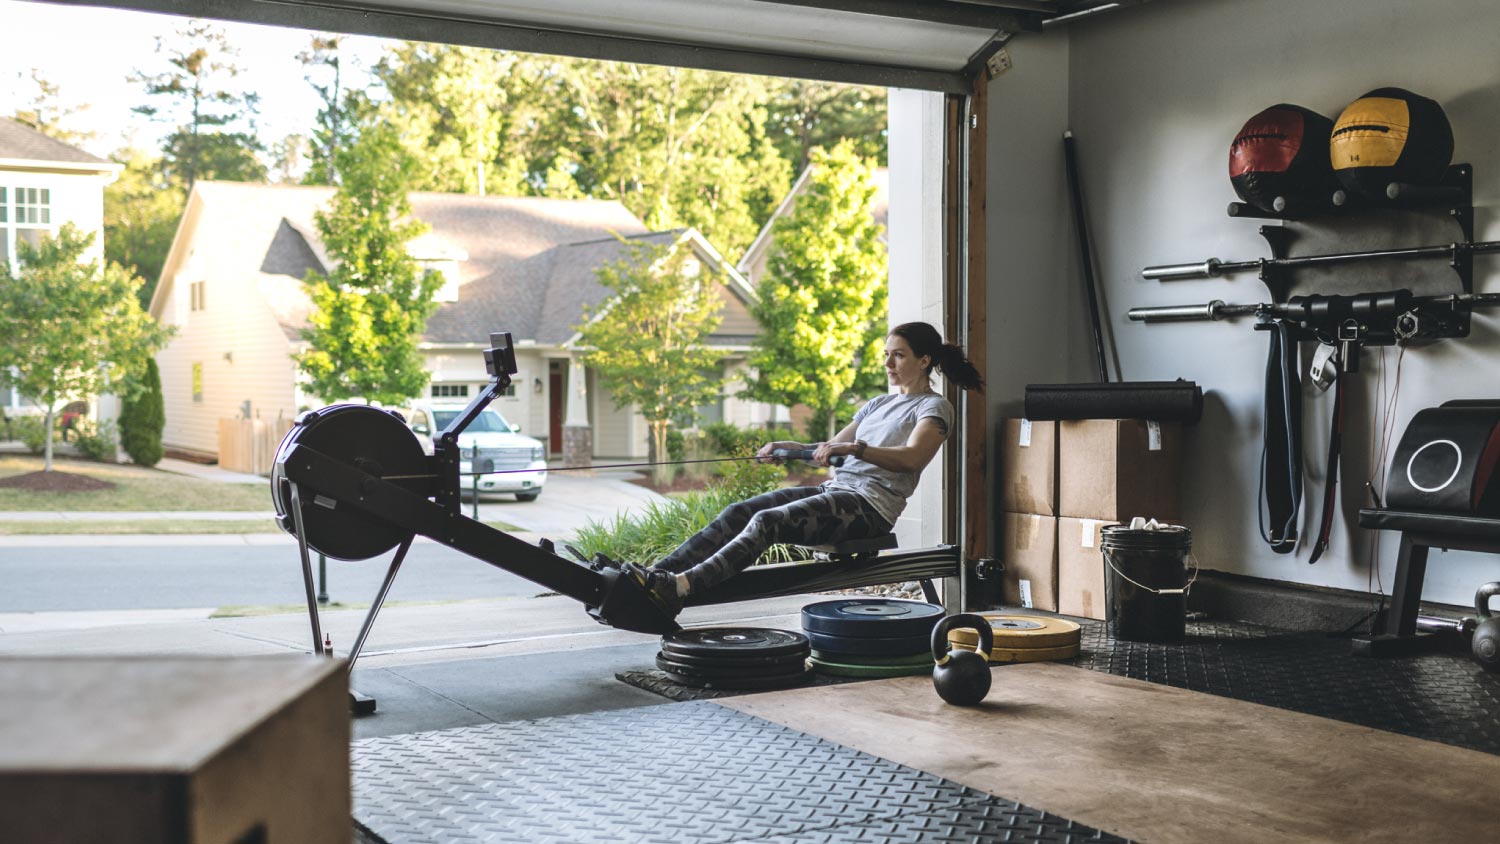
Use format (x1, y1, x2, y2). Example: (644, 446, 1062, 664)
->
(1330, 87, 1453, 200)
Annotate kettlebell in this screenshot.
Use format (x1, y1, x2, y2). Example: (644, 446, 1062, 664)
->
(1472, 582, 1500, 672)
(931, 613, 993, 706)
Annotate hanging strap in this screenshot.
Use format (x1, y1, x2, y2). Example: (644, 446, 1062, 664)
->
(1260, 320, 1302, 553)
(1308, 352, 1346, 563)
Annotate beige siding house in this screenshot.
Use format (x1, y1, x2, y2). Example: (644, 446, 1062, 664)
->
(0, 117, 122, 414)
(148, 182, 776, 462)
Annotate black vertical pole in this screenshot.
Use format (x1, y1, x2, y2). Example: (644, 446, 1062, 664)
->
(317, 553, 329, 605)
(1063, 130, 1110, 383)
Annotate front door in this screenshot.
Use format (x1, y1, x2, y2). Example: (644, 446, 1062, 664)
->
(548, 360, 564, 455)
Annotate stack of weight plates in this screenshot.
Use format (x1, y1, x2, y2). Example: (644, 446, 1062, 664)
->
(948, 614, 1082, 663)
(802, 598, 944, 678)
(656, 627, 812, 690)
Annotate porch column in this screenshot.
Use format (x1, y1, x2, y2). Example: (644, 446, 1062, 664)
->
(562, 357, 591, 468)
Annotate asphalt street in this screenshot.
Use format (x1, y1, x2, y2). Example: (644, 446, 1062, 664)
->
(0, 539, 547, 612)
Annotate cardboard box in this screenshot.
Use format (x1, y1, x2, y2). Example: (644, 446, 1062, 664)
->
(999, 418, 1057, 515)
(1000, 511, 1058, 612)
(1058, 517, 1120, 620)
(1059, 419, 1182, 521)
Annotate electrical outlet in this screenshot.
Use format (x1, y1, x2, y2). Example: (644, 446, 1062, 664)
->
(986, 47, 1012, 78)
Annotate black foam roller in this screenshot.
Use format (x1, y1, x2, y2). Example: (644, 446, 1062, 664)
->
(1024, 380, 1203, 424)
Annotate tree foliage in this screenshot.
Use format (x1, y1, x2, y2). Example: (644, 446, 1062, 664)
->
(104, 148, 185, 307)
(765, 80, 887, 173)
(294, 124, 442, 406)
(119, 357, 167, 467)
(0, 225, 173, 470)
(130, 19, 265, 187)
(575, 238, 724, 479)
(10, 68, 96, 147)
(744, 142, 888, 439)
(298, 34, 348, 186)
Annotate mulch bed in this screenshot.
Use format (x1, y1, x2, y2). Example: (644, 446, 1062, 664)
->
(0, 470, 116, 492)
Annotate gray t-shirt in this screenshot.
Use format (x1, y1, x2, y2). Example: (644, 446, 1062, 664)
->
(820, 391, 954, 526)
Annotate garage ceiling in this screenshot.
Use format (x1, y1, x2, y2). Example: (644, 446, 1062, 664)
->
(44, 0, 1125, 92)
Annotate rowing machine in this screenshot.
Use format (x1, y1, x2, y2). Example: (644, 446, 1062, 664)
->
(271, 331, 961, 696)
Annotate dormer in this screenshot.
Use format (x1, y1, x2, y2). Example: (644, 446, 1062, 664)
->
(407, 232, 469, 303)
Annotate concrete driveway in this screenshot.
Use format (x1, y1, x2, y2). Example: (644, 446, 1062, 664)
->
(467, 468, 668, 536)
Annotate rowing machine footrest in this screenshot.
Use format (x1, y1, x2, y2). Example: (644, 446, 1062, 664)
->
(586, 568, 682, 635)
(806, 533, 900, 561)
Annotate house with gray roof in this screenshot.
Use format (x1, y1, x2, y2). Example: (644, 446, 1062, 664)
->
(147, 181, 778, 463)
(0, 117, 122, 415)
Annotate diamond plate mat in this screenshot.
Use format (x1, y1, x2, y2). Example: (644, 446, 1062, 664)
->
(352, 700, 1126, 844)
(1072, 619, 1500, 755)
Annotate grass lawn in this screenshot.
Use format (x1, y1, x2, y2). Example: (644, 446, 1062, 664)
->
(0, 455, 271, 511)
(0, 519, 282, 535)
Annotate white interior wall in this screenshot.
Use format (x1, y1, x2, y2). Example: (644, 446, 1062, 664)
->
(989, 0, 1500, 607)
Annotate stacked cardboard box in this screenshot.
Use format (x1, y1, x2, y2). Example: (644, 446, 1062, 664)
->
(1056, 419, 1182, 619)
(997, 419, 1058, 611)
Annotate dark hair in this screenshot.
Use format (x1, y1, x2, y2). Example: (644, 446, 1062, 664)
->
(888, 322, 984, 393)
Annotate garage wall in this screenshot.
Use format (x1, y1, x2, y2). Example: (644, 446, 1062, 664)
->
(995, 0, 1500, 607)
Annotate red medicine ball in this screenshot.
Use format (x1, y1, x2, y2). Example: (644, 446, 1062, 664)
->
(1230, 103, 1338, 213)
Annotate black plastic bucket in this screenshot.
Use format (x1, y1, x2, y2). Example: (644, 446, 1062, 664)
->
(1101, 524, 1192, 642)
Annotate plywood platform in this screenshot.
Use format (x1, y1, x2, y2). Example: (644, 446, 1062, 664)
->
(720, 663, 1500, 843)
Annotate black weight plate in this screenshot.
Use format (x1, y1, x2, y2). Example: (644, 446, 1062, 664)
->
(654, 647, 811, 670)
(801, 599, 944, 638)
(655, 653, 808, 680)
(269, 404, 428, 561)
(660, 666, 814, 691)
(805, 629, 932, 657)
(661, 627, 810, 660)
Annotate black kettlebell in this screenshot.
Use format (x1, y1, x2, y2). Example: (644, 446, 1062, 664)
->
(931, 613, 993, 706)
(1473, 582, 1500, 672)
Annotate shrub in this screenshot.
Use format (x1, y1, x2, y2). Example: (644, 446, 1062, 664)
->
(74, 418, 118, 462)
(119, 358, 166, 466)
(570, 467, 809, 567)
(10, 414, 49, 455)
(666, 428, 686, 463)
(702, 421, 764, 457)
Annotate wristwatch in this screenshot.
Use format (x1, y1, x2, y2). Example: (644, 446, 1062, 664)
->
(853, 440, 868, 459)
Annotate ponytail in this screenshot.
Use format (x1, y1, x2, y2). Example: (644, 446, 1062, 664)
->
(888, 321, 985, 394)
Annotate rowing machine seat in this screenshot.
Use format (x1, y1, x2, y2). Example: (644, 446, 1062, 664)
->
(805, 534, 900, 561)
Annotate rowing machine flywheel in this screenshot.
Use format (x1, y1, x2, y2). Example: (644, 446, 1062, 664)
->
(270, 404, 429, 561)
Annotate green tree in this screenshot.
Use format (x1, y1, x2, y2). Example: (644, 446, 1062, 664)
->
(744, 142, 888, 440)
(0, 225, 173, 471)
(10, 68, 96, 147)
(130, 19, 265, 187)
(298, 34, 348, 186)
(575, 237, 724, 482)
(294, 123, 442, 406)
(765, 80, 887, 173)
(119, 357, 166, 466)
(103, 148, 185, 307)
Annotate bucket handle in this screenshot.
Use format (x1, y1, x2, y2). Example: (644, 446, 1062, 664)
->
(1103, 549, 1200, 596)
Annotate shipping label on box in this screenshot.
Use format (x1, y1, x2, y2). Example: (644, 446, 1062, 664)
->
(1000, 418, 1057, 515)
(1001, 511, 1058, 612)
(1058, 419, 1182, 521)
(1058, 517, 1119, 620)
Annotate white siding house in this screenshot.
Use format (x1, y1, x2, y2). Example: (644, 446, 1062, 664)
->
(148, 182, 776, 462)
(0, 118, 122, 415)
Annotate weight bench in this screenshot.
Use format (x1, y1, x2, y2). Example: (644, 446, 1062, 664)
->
(1353, 507, 1500, 657)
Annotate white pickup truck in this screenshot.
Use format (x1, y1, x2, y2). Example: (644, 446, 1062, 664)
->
(404, 402, 548, 501)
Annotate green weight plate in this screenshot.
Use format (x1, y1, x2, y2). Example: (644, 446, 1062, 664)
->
(655, 652, 808, 680)
(808, 657, 933, 679)
(801, 599, 944, 638)
(660, 666, 814, 690)
(809, 649, 934, 668)
(661, 627, 810, 661)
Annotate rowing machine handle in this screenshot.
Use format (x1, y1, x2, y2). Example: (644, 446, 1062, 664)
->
(771, 448, 846, 467)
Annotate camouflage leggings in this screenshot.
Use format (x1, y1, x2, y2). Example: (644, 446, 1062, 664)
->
(654, 486, 892, 595)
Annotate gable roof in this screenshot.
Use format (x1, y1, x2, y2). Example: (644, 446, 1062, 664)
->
(153, 181, 753, 348)
(736, 165, 888, 284)
(0, 117, 117, 173)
